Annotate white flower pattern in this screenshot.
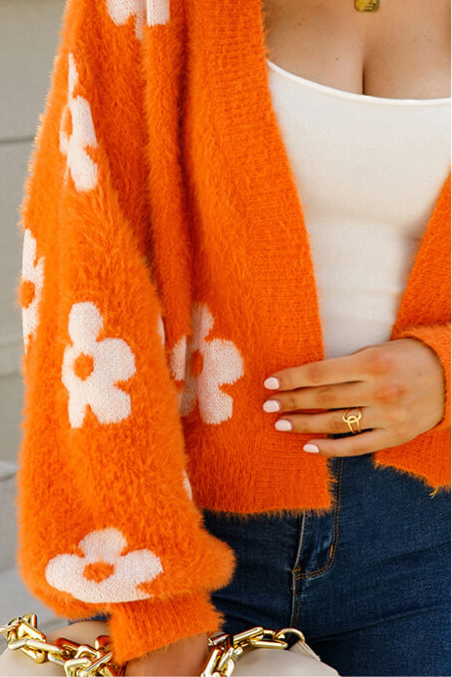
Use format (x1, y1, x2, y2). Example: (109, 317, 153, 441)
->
(20, 229, 45, 353)
(59, 53, 98, 192)
(62, 301, 136, 428)
(45, 527, 163, 603)
(146, 0, 170, 26)
(170, 302, 245, 424)
(106, 0, 170, 41)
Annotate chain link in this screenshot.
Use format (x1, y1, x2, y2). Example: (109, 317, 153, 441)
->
(201, 625, 317, 676)
(1, 613, 316, 676)
(0, 614, 124, 676)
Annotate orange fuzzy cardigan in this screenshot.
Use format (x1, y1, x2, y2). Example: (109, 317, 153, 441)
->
(15, 0, 451, 666)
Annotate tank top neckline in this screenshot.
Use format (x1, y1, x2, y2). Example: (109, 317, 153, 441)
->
(266, 57, 451, 106)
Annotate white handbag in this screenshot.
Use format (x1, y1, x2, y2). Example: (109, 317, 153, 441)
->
(0, 613, 340, 676)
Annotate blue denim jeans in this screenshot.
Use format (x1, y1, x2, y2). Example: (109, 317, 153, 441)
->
(68, 447, 451, 676)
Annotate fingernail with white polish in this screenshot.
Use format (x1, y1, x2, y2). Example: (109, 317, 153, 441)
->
(303, 444, 320, 453)
(275, 419, 292, 431)
(263, 399, 281, 412)
(264, 377, 280, 390)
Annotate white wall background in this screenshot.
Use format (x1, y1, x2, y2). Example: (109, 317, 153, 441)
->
(0, 0, 66, 641)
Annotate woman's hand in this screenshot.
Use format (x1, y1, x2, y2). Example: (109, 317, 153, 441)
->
(124, 631, 210, 676)
(262, 338, 446, 456)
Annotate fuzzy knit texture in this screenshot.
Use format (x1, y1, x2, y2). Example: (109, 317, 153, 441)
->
(15, 0, 451, 667)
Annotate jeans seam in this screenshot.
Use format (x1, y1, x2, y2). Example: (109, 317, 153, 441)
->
(295, 456, 344, 579)
(290, 512, 306, 628)
(291, 512, 307, 574)
(292, 579, 302, 630)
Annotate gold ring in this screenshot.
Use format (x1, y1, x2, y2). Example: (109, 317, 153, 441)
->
(342, 408, 363, 434)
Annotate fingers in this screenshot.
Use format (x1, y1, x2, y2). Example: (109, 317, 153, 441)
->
(300, 428, 392, 457)
(264, 346, 380, 391)
(270, 407, 395, 456)
(262, 380, 371, 413)
(273, 407, 374, 436)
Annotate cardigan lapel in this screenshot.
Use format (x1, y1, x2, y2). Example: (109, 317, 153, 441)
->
(195, 0, 450, 363)
(390, 170, 451, 337)
(195, 0, 325, 365)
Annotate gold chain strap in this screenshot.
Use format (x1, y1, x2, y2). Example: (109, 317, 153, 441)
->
(0, 614, 124, 676)
(1, 614, 316, 676)
(202, 626, 319, 676)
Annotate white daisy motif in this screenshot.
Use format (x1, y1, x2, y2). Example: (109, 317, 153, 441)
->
(170, 333, 187, 383)
(20, 229, 45, 353)
(59, 52, 98, 192)
(146, 0, 170, 26)
(106, 0, 170, 41)
(170, 302, 245, 424)
(45, 527, 163, 603)
(62, 301, 136, 428)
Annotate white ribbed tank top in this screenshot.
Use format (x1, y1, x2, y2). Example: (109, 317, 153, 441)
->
(266, 57, 451, 359)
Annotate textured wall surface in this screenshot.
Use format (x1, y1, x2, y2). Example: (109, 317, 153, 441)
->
(0, 0, 65, 633)
(1, 0, 64, 464)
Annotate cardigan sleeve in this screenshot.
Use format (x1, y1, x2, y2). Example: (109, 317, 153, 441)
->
(15, 0, 235, 667)
(392, 323, 451, 433)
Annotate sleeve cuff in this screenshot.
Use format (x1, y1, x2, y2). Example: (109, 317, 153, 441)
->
(108, 590, 226, 666)
(392, 323, 451, 433)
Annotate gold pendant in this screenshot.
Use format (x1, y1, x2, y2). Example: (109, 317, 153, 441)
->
(355, 0, 380, 11)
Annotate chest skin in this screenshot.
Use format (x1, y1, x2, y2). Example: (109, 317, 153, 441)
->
(261, 0, 451, 99)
